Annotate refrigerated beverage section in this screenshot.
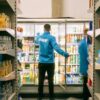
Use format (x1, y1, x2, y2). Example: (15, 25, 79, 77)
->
(17, 19, 90, 85)
(66, 23, 86, 85)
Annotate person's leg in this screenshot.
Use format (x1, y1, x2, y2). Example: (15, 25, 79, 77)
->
(38, 63, 46, 98)
(47, 63, 55, 99)
(83, 75, 91, 100)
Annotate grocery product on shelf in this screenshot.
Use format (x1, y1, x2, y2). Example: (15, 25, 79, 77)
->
(0, 60, 12, 77)
(66, 74, 83, 84)
(0, 36, 12, 51)
(17, 25, 39, 84)
(0, 13, 11, 28)
(66, 34, 83, 43)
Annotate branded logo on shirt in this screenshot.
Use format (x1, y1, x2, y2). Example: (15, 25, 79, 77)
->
(39, 38, 48, 43)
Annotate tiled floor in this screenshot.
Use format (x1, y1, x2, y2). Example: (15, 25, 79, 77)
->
(20, 85, 83, 100)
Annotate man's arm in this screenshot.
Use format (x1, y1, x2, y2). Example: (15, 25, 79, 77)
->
(35, 35, 40, 44)
(50, 36, 69, 58)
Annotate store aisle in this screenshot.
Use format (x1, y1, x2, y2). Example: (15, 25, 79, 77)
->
(19, 85, 83, 100)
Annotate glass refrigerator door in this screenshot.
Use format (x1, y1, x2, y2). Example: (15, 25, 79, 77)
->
(34, 24, 44, 85)
(50, 23, 59, 84)
(66, 22, 89, 85)
(17, 23, 35, 85)
(57, 23, 66, 84)
(34, 23, 65, 85)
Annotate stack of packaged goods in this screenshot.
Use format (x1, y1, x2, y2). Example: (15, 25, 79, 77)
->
(0, 36, 13, 78)
(65, 31, 84, 84)
(0, 36, 12, 51)
(66, 34, 83, 43)
(66, 75, 83, 84)
(20, 63, 36, 84)
(20, 36, 39, 84)
(21, 37, 35, 63)
(0, 60, 12, 78)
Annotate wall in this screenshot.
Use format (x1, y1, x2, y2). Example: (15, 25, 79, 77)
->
(18, 0, 52, 18)
(62, 0, 93, 19)
(18, 0, 93, 19)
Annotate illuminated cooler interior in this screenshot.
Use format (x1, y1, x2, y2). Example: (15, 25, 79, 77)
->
(17, 20, 90, 85)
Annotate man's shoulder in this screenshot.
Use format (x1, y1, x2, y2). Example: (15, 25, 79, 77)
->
(79, 39, 85, 45)
(41, 33, 55, 40)
(49, 34, 55, 39)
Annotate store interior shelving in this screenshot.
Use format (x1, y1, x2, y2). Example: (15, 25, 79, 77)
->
(0, 0, 17, 100)
(65, 22, 89, 85)
(94, 0, 100, 99)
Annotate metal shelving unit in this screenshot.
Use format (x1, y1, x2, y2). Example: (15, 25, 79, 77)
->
(94, 0, 100, 100)
(0, 49, 15, 57)
(0, 28, 15, 37)
(0, 71, 15, 81)
(0, 0, 18, 100)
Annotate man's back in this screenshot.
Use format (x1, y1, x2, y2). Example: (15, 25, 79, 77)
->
(38, 31, 54, 63)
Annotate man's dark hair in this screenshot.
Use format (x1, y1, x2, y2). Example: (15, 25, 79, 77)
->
(44, 24, 51, 31)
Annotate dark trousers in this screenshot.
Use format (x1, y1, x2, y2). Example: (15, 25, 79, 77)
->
(38, 63, 55, 98)
(83, 75, 91, 100)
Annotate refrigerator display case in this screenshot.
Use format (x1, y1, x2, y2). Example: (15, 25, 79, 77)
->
(17, 19, 90, 85)
(65, 22, 89, 85)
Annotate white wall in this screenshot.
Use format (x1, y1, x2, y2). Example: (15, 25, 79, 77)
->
(18, 0, 52, 18)
(18, 0, 93, 19)
(62, 0, 93, 19)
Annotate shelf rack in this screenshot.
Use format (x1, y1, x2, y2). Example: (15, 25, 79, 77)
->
(0, 28, 15, 37)
(0, 0, 18, 100)
(0, 71, 15, 81)
(93, 0, 100, 99)
(0, 49, 15, 57)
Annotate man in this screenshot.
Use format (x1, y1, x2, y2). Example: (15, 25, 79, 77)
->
(78, 28, 91, 100)
(36, 24, 69, 100)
